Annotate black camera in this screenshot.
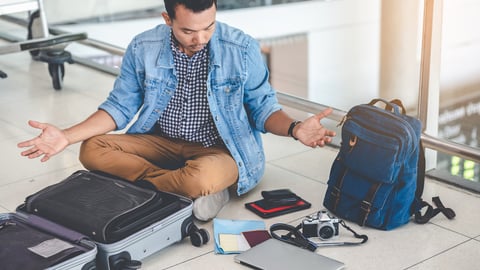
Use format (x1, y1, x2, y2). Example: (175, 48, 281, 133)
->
(301, 211, 339, 240)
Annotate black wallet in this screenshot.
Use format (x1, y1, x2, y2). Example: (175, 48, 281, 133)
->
(245, 189, 311, 218)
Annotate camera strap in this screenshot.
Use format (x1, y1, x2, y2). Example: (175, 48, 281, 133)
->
(270, 223, 318, 251)
(332, 220, 369, 246)
(270, 220, 368, 251)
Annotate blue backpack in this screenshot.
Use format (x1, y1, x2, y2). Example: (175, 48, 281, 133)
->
(323, 99, 455, 230)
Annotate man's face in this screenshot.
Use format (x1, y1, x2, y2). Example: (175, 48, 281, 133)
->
(162, 4, 216, 57)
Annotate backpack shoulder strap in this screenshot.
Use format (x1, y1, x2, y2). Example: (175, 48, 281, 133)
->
(414, 196, 456, 224)
(416, 141, 426, 199)
(413, 142, 456, 224)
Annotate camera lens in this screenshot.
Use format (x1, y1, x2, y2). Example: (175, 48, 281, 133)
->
(318, 224, 335, 240)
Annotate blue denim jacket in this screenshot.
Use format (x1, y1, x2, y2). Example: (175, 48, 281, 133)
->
(99, 22, 282, 195)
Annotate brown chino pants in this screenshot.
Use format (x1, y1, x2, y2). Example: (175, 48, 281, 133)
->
(79, 134, 239, 199)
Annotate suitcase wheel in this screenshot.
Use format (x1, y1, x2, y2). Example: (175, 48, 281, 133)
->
(118, 260, 142, 270)
(190, 227, 210, 247)
(109, 252, 142, 270)
(183, 217, 209, 247)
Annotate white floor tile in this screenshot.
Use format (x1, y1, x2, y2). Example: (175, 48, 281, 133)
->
(0, 90, 102, 129)
(145, 251, 244, 270)
(0, 119, 31, 142)
(261, 132, 310, 161)
(0, 136, 80, 186)
(423, 179, 480, 238)
(317, 222, 469, 270)
(269, 145, 339, 184)
(408, 239, 480, 270)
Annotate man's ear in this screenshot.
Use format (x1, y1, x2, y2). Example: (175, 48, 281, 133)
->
(162, 12, 172, 26)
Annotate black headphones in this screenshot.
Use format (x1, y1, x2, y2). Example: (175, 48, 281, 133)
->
(269, 223, 317, 252)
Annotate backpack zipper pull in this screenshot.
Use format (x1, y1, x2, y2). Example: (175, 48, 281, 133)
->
(337, 115, 349, 127)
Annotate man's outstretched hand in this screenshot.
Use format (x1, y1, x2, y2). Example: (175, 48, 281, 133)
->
(295, 108, 336, 148)
(18, 120, 69, 162)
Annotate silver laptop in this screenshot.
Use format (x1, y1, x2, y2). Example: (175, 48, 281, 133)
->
(234, 239, 345, 270)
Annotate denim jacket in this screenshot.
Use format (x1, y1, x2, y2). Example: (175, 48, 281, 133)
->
(99, 22, 282, 195)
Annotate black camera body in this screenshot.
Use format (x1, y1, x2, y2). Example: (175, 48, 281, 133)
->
(301, 211, 339, 240)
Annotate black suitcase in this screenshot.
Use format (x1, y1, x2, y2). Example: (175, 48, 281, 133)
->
(19, 170, 209, 270)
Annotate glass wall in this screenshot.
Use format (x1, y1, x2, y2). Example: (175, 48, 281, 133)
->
(436, 0, 480, 185)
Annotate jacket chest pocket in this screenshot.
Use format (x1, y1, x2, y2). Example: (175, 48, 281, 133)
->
(214, 80, 242, 112)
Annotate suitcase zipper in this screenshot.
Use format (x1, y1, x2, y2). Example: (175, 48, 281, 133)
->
(0, 221, 16, 230)
(24, 170, 85, 212)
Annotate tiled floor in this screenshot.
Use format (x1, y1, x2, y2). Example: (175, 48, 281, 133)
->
(1, 40, 480, 270)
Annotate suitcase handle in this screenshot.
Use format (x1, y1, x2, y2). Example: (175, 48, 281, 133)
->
(27, 213, 89, 244)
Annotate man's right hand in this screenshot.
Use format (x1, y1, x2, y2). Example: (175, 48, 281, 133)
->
(17, 120, 69, 162)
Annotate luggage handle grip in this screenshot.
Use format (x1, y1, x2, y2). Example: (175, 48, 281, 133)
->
(27, 213, 88, 243)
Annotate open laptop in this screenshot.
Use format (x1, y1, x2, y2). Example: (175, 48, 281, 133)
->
(234, 239, 345, 270)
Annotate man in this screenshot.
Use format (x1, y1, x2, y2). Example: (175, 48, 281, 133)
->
(18, 0, 335, 221)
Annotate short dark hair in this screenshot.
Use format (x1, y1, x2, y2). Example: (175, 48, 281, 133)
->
(164, 0, 217, 19)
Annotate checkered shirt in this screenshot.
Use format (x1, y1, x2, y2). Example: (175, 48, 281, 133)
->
(156, 36, 222, 147)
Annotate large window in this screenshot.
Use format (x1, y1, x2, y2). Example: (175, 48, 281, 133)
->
(436, 0, 480, 185)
